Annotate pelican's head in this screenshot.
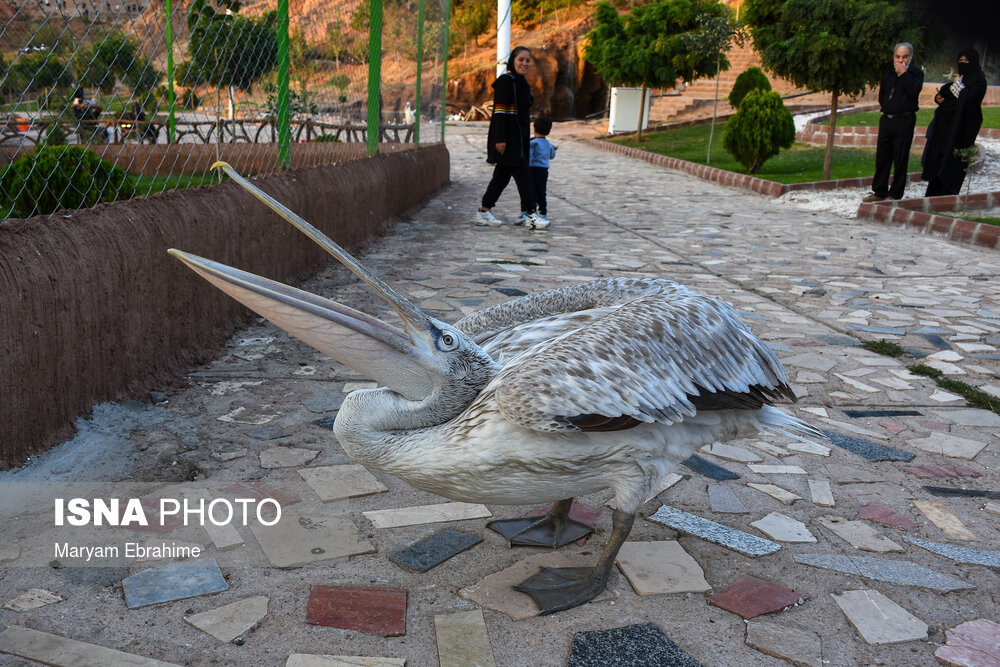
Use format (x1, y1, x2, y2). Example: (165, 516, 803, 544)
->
(169, 163, 498, 416)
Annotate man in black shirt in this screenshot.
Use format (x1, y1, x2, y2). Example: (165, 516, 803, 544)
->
(863, 43, 923, 202)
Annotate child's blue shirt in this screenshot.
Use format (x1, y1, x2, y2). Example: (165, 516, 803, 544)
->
(529, 136, 556, 168)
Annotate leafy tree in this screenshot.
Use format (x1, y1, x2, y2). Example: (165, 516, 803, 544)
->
(454, 0, 493, 47)
(584, 0, 734, 141)
(728, 66, 771, 108)
(183, 0, 279, 117)
(6, 51, 70, 97)
(722, 88, 795, 173)
(745, 0, 916, 179)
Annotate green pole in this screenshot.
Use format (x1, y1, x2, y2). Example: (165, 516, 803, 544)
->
(164, 0, 176, 143)
(441, 0, 450, 142)
(414, 0, 424, 145)
(367, 0, 383, 155)
(276, 0, 291, 169)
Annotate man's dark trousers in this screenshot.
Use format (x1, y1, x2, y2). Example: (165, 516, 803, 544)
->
(871, 113, 916, 199)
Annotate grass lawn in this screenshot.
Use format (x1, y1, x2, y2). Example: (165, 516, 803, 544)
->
(932, 211, 1000, 226)
(824, 106, 1000, 128)
(134, 172, 218, 195)
(609, 122, 918, 184)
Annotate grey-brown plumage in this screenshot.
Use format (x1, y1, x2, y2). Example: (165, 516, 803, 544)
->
(170, 162, 823, 615)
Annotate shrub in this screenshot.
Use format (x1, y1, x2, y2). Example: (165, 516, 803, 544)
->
(314, 134, 340, 142)
(0, 145, 136, 219)
(728, 66, 771, 109)
(722, 89, 795, 174)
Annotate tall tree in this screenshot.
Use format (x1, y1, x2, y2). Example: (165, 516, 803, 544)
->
(745, 0, 917, 179)
(584, 0, 733, 141)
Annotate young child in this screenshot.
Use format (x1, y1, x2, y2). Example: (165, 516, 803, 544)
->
(526, 115, 556, 225)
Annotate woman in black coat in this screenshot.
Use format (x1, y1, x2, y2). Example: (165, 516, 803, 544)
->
(475, 46, 548, 229)
(922, 48, 989, 196)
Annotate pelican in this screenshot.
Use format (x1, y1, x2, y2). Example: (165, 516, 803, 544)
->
(170, 162, 821, 614)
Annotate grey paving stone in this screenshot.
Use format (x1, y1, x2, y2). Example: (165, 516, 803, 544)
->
(122, 557, 229, 608)
(846, 324, 907, 336)
(818, 335, 861, 347)
(903, 536, 1000, 568)
(389, 529, 483, 573)
(923, 486, 1000, 500)
(842, 409, 922, 418)
(822, 431, 915, 462)
(567, 623, 701, 667)
(648, 505, 781, 557)
(682, 454, 740, 481)
(793, 554, 975, 591)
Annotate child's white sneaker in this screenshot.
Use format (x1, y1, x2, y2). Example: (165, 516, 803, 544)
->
(474, 209, 502, 226)
(524, 212, 549, 230)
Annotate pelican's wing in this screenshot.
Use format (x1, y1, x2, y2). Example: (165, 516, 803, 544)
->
(490, 289, 795, 433)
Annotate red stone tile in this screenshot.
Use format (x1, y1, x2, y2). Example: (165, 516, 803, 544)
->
(306, 585, 407, 636)
(901, 465, 981, 479)
(221, 481, 301, 506)
(917, 419, 951, 432)
(708, 576, 806, 619)
(935, 618, 1000, 666)
(878, 420, 907, 435)
(857, 504, 918, 530)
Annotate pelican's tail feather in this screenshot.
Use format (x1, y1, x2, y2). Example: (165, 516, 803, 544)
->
(756, 405, 828, 445)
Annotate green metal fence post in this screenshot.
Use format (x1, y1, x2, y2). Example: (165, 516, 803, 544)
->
(441, 0, 451, 142)
(164, 0, 176, 143)
(277, 0, 291, 169)
(367, 0, 383, 155)
(414, 0, 424, 145)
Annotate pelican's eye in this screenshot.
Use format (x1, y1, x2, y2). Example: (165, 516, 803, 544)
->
(439, 331, 458, 351)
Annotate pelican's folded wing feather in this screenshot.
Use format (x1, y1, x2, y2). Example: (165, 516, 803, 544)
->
(491, 291, 795, 433)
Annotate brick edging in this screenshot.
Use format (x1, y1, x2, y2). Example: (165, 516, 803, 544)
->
(582, 136, 1000, 250)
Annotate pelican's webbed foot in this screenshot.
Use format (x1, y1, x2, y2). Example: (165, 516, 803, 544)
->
(486, 498, 594, 548)
(513, 566, 607, 614)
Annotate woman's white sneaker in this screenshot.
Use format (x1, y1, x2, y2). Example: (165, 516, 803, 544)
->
(474, 209, 503, 226)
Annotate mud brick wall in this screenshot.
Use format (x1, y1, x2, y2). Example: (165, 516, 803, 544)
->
(0, 144, 450, 467)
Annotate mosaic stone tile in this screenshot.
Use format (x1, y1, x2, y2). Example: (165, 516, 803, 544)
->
(985, 501, 1000, 516)
(434, 609, 496, 667)
(122, 557, 229, 608)
(389, 529, 482, 573)
(708, 575, 806, 618)
(700, 443, 763, 463)
(913, 501, 977, 540)
(647, 505, 781, 557)
(832, 589, 927, 645)
(902, 464, 983, 479)
(748, 441, 792, 457)
(567, 623, 701, 667)
(259, 446, 319, 468)
(906, 433, 988, 460)
(3, 588, 62, 612)
(249, 512, 375, 568)
(823, 431, 915, 462)
(682, 454, 740, 481)
(363, 502, 492, 529)
(931, 408, 1000, 427)
(615, 541, 711, 595)
(751, 512, 815, 543)
(298, 465, 389, 502)
(857, 505, 917, 530)
(934, 619, 1000, 666)
(306, 585, 407, 637)
(184, 596, 269, 642)
(843, 409, 922, 418)
(807, 479, 835, 507)
(815, 516, 903, 553)
(0, 626, 179, 666)
(787, 441, 831, 456)
(793, 554, 974, 591)
(746, 482, 802, 505)
(745, 620, 822, 667)
(924, 486, 1000, 500)
(904, 536, 1000, 568)
(747, 464, 807, 475)
(708, 485, 748, 513)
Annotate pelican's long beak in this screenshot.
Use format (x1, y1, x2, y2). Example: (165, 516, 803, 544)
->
(169, 249, 437, 400)
(169, 162, 447, 400)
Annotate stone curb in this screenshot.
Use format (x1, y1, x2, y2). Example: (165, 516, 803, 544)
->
(582, 136, 999, 250)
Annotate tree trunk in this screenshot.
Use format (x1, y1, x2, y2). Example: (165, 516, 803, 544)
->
(823, 91, 838, 181)
(636, 84, 648, 142)
(707, 55, 722, 165)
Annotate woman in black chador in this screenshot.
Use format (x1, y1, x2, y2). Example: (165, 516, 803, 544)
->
(922, 48, 989, 196)
(474, 46, 548, 229)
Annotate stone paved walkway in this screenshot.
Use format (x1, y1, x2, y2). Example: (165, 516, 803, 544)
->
(2, 123, 999, 666)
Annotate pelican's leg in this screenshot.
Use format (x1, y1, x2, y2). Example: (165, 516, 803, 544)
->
(486, 498, 594, 548)
(513, 508, 635, 615)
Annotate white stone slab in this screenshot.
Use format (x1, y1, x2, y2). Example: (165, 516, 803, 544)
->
(816, 516, 903, 553)
(183, 489, 244, 551)
(259, 446, 320, 468)
(747, 483, 802, 505)
(985, 501, 1000, 516)
(871, 376, 914, 390)
(748, 464, 807, 475)
(434, 609, 496, 667)
(751, 512, 815, 543)
(787, 441, 831, 457)
(745, 620, 822, 667)
(819, 418, 889, 440)
(832, 589, 928, 645)
(930, 390, 964, 403)
(913, 501, 976, 541)
(299, 465, 389, 502)
(836, 375, 881, 393)
(3, 588, 62, 612)
(928, 351, 965, 362)
(615, 541, 711, 595)
(931, 408, 1000, 427)
(801, 407, 829, 418)
(807, 479, 835, 507)
(701, 443, 763, 463)
(748, 441, 792, 458)
(249, 513, 375, 568)
(184, 596, 269, 642)
(363, 502, 492, 529)
(0, 626, 179, 666)
(906, 432, 987, 460)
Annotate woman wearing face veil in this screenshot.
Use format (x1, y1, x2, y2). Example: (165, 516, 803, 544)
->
(474, 46, 548, 229)
(922, 48, 989, 196)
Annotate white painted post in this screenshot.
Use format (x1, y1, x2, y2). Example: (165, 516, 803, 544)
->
(497, 0, 511, 77)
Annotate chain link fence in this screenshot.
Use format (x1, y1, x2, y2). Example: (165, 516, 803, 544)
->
(0, 0, 451, 222)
